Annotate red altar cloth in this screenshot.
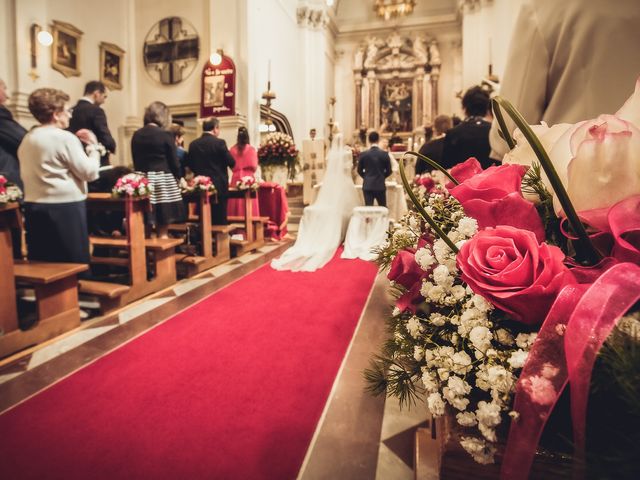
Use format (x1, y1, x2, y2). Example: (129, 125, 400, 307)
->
(258, 182, 289, 240)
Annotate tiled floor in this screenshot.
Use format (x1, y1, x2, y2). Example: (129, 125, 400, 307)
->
(0, 241, 432, 479)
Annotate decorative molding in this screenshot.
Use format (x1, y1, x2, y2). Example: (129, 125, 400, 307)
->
(296, 6, 329, 29)
(458, 0, 493, 15)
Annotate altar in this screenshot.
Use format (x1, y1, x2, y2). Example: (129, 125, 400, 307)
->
(311, 181, 407, 221)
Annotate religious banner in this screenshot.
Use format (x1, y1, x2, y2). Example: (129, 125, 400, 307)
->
(200, 55, 236, 118)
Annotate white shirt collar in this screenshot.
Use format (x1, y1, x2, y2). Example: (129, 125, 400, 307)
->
(81, 96, 94, 104)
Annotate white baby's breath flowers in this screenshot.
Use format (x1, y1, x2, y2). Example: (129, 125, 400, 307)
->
(495, 328, 515, 346)
(414, 346, 425, 361)
(476, 400, 502, 442)
(429, 312, 447, 326)
(427, 392, 446, 416)
(516, 332, 538, 349)
(460, 437, 496, 464)
(415, 247, 436, 271)
(457, 411, 478, 427)
(433, 264, 453, 287)
(469, 326, 492, 353)
(406, 316, 424, 339)
(507, 349, 529, 369)
(457, 217, 478, 237)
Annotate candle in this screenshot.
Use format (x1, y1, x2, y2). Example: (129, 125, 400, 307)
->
(268, 59, 271, 84)
(488, 37, 492, 65)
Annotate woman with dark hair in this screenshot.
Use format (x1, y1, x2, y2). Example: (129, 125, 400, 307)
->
(227, 126, 260, 217)
(131, 101, 185, 238)
(18, 87, 100, 264)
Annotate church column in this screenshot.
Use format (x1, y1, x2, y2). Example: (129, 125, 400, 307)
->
(414, 69, 424, 129)
(367, 70, 376, 128)
(354, 74, 362, 130)
(296, 4, 331, 140)
(120, 0, 141, 167)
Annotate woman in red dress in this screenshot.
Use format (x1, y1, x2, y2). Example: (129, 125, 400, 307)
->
(228, 126, 260, 217)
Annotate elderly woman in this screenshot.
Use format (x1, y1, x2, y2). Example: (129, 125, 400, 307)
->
(131, 101, 184, 238)
(18, 88, 100, 264)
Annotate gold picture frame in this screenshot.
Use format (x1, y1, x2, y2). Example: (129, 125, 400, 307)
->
(100, 42, 125, 90)
(51, 20, 83, 77)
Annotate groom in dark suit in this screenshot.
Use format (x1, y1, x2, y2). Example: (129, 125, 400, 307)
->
(357, 130, 392, 207)
(187, 117, 236, 225)
(68, 81, 116, 166)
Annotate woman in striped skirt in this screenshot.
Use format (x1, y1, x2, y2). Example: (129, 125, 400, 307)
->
(131, 101, 185, 238)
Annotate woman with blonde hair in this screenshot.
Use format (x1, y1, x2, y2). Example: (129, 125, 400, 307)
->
(131, 101, 185, 238)
(18, 87, 100, 264)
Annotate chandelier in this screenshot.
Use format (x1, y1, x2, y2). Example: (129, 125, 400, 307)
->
(374, 0, 416, 20)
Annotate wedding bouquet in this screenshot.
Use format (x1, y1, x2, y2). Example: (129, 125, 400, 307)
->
(180, 175, 216, 194)
(112, 173, 153, 198)
(235, 176, 259, 191)
(0, 175, 23, 205)
(258, 131, 299, 178)
(367, 78, 640, 478)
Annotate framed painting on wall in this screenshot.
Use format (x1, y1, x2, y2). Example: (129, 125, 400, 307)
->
(51, 20, 83, 77)
(100, 42, 125, 90)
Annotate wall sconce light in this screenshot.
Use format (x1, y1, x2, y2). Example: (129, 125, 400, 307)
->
(209, 49, 223, 66)
(29, 23, 53, 80)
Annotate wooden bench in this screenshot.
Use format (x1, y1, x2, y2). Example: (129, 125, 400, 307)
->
(226, 188, 266, 255)
(0, 261, 87, 358)
(167, 191, 232, 277)
(86, 193, 183, 304)
(78, 280, 130, 315)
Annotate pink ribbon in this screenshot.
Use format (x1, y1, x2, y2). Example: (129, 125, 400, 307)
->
(500, 262, 640, 479)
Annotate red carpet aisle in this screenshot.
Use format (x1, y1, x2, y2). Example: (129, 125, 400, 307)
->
(0, 252, 378, 480)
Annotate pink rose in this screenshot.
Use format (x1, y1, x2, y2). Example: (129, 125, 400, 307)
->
(447, 157, 483, 188)
(457, 226, 571, 326)
(387, 249, 423, 290)
(448, 162, 545, 241)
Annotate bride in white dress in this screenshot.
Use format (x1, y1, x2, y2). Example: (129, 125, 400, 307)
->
(271, 132, 360, 272)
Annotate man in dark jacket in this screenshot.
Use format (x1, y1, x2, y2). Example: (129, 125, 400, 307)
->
(357, 130, 392, 207)
(187, 117, 236, 225)
(416, 114, 453, 175)
(441, 86, 494, 170)
(0, 79, 27, 189)
(68, 80, 116, 166)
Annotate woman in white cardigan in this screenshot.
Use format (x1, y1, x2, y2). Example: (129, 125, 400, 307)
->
(18, 88, 100, 264)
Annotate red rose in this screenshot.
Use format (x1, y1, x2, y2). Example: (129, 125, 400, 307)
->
(457, 226, 572, 325)
(388, 249, 423, 290)
(449, 162, 545, 241)
(447, 157, 483, 188)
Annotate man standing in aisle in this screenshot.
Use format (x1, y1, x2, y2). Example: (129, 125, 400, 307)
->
(357, 130, 391, 207)
(187, 117, 235, 225)
(68, 80, 116, 166)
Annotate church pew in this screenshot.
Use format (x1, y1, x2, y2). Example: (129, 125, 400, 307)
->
(0, 203, 89, 358)
(167, 191, 232, 277)
(86, 193, 183, 304)
(227, 188, 265, 255)
(1, 261, 87, 358)
(78, 280, 130, 316)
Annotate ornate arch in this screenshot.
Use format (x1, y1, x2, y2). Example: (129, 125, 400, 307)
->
(353, 31, 441, 135)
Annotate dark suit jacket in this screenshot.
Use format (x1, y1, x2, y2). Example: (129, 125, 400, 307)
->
(441, 117, 493, 170)
(415, 137, 445, 175)
(0, 106, 27, 188)
(131, 125, 180, 178)
(357, 146, 392, 192)
(187, 133, 236, 196)
(68, 99, 116, 165)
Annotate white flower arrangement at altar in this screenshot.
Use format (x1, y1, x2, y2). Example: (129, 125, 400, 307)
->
(258, 131, 299, 180)
(112, 172, 153, 198)
(0, 175, 23, 205)
(235, 176, 259, 191)
(180, 175, 216, 194)
(367, 77, 640, 477)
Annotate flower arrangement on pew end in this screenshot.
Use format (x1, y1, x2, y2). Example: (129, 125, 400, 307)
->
(235, 176, 259, 191)
(0, 175, 23, 206)
(180, 175, 216, 195)
(112, 172, 153, 198)
(366, 77, 640, 478)
(258, 131, 299, 180)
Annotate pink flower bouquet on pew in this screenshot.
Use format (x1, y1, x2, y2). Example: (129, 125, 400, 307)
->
(112, 172, 153, 198)
(0, 174, 23, 205)
(235, 176, 259, 191)
(179, 175, 216, 194)
(366, 77, 640, 479)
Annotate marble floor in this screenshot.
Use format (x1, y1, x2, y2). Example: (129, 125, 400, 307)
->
(0, 241, 432, 479)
